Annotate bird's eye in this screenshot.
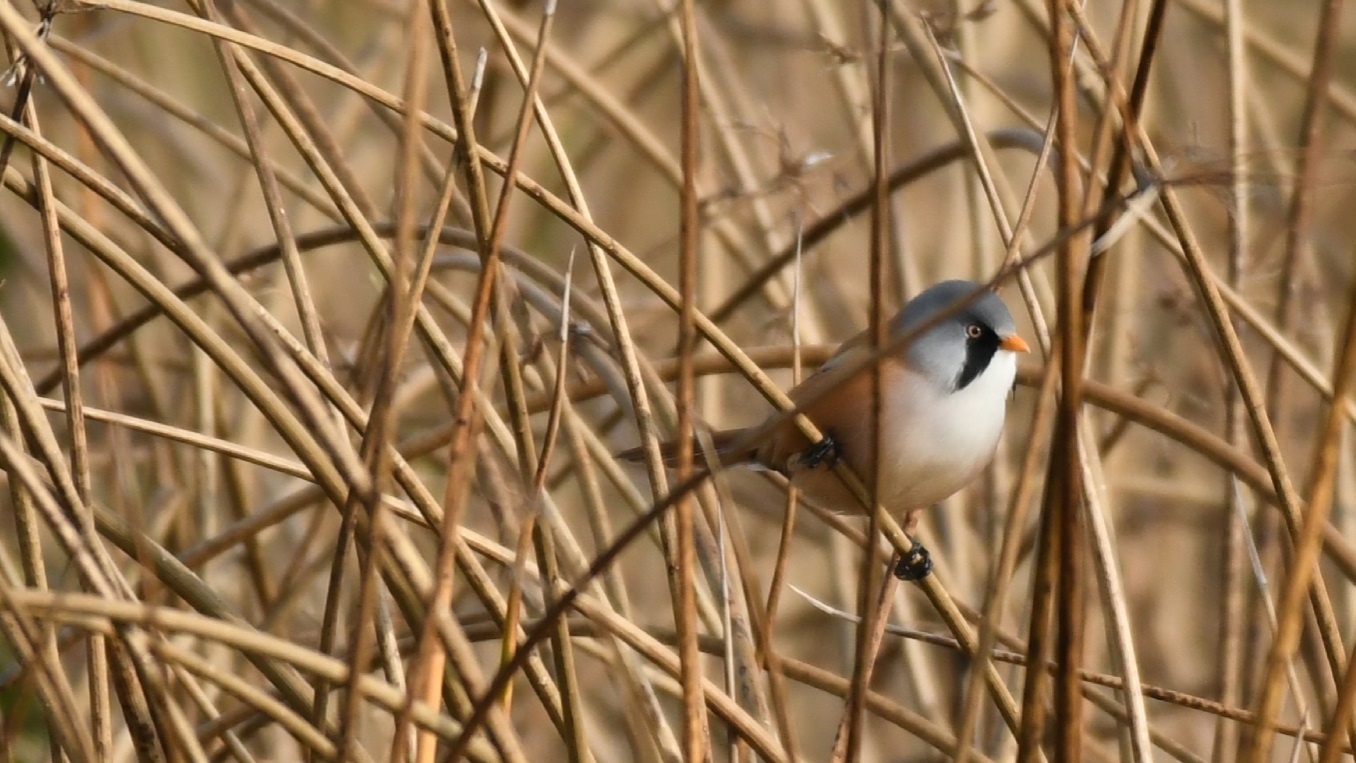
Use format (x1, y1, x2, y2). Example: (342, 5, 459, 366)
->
(965, 323, 983, 339)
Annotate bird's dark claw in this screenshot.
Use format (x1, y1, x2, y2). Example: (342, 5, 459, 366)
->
(798, 435, 841, 469)
(893, 540, 933, 581)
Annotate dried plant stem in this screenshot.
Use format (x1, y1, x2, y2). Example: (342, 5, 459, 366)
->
(1064, 2, 1164, 758)
(407, 2, 508, 761)
(1215, 0, 1253, 754)
(23, 84, 111, 761)
(1014, 3, 1090, 760)
(834, 8, 893, 761)
(334, 0, 433, 755)
(1246, 0, 1351, 758)
(1253, 233, 1356, 760)
(673, 0, 708, 759)
(711, 129, 1052, 324)
(955, 356, 1059, 763)
(4, 2, 1354, 758)
(487, 2, 778, 301)
(0, 400, 96, 763)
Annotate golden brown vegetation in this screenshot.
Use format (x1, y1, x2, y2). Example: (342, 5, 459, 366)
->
(0, 0, 1354, 761)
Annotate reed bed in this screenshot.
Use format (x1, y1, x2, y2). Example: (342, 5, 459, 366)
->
(0, 0, 1354, 761)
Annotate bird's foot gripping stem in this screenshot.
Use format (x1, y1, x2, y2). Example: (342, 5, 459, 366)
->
(892, 539, 933, 581)
(798, 435, 841, 469)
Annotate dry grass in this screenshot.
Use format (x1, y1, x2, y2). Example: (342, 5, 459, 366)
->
(0, 0, 1354, 761)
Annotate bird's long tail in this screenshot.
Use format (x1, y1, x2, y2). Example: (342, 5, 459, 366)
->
(616, 429, 759, 469)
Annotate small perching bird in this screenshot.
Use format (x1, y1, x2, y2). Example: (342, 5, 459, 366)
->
(623, 279, 1029, 579)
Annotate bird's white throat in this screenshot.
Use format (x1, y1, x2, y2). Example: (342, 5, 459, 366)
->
(879, 349, 1017, 509)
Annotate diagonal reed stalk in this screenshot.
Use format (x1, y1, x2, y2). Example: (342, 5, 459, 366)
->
(2, 2, 1355, 761)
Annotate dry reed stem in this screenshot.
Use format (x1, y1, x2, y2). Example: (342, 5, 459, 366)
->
(1214, 0, 1253, 754)
(1063, 2, 1162, 758)
(792, 587, 1352, 751)
(472, 0, 714, 755)
(184, 0, 374, 747)
(1247, 0, 1352, 757)
(21, 65, 111, 761)
(2, 2, 1355, 760)
(832, 7, 894, 761)
(673, 0, 708, 759)
(407, 4, 509, 761)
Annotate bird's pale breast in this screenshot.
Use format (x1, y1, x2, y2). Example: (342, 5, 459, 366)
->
(782, 351, 1015, 516)
(875, 352, 1015, 511)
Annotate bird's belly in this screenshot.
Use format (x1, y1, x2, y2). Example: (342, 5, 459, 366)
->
(785, 409, 1003, 515)
(782, 356, 1015, 516)
(878, 364, 1010, 511)
(876, 429, 996, 511)
(801, 364, 1009, 515)
(787, 430, 997, 516)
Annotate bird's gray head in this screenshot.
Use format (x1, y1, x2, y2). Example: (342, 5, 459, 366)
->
(889, 279, 1023, 392)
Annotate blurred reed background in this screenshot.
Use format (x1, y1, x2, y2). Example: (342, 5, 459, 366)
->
(0, 0, 1354, 761)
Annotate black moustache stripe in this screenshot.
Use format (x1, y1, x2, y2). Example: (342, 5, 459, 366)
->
(956, 329, 1001, 391)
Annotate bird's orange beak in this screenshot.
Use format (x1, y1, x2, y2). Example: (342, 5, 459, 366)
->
(1001, 334, 1030, 353)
